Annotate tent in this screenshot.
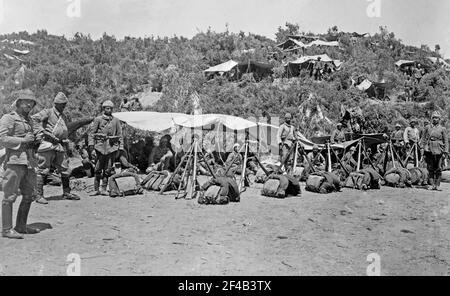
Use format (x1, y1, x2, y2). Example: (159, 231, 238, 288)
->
(277, 38, 307, 51)
(395, 60, 416, 68)
(204, 60, 239, 73)
(204, 60, 273, 81)
(284, 54, 341, 77)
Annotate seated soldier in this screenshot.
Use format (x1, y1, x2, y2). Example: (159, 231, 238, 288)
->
(306, 145, 326, 171)
(341, 146, 358, 172)
(146, 135, 174, 173)
(225, 143, 243, 174)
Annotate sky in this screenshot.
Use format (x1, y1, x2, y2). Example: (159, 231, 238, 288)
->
(1, 0, 449, 57)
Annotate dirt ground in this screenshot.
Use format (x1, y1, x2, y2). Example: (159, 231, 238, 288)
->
(0, 177, 449, 276)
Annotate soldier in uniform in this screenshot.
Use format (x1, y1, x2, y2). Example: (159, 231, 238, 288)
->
(0, 90, 40, 239)
(88, 100, 124, 196)
(306, 145, 326, 171)
(403, 118, 421, 163)
(313, 57, 324, 81)
(32, 92, 80, 204)
(330, 123, 346, 144)
(391, 123, 405, 159)
(420, 111, 449, 191)
(341, 146, 358, 172)
(146, 135, 174, 173)
(277, 113, 296, 166)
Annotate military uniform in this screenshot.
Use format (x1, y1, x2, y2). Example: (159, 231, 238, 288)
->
(341, 150, 357, 172)
(0, 90, 39, 239)
(306, 151, 326, 171)
(277, 119, 296, 165)
(391, 127, 404, 158)
(88, 111, 123, 194)
(32, 94, 78, 203)
(421, 117, 449, 189)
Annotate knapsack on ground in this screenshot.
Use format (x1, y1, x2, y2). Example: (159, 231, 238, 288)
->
(109, 172, 143, 197)
(305, 172, 341, 194)
(142, 171, 173, 191)
(408, 167, 429, 186)
(261, 174, 301, 198)
(198, 176, 240, 205)
(384, 167, 412, 188)
(345, 172, 366, 189)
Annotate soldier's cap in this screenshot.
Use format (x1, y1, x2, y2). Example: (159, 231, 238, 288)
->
(284, 113, 292, 119)
(409, 118, 418, 124)
(54, 92, 68, 104)
(395, 123, 402, 128)
(102, 100, 115, 108)
(233, 143, 240, 150)
(431, 111, 441, 118)
(349, 146, 357, 151)
(313, 144, 319, 150)
(337, 123, 343, 127)
(12, 89, 37, 106)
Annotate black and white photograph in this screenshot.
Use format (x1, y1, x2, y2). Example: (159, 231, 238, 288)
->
(0, 0, 449, 279)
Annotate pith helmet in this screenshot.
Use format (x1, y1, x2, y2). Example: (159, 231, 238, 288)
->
(54, 92, 68, 104)
(13, 89, 37, 107)
(102, 100, 115, 108)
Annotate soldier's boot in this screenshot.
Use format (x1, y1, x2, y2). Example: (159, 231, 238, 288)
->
(434, 173, 442, 191)
(428, 176, 435, 190)
(90, 175, 102, 196)
(34, 174, 49, 205)
(61, 176, 80, 200)
(2, 201, 23, 239)
(14, 198, 40, 235)
(100, 177, 109, 196)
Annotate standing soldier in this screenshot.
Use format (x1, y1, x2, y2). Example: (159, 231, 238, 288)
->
(277, 113, 296, 167)
(0, 90, 40, 239)
(403, 118, 421, 163)
(32, 92, 80, 204)
(391, 123, 405, 159)
(88, 100, 124, 196)
(330, 123, 346, 144)
(421, 111, 448, 191)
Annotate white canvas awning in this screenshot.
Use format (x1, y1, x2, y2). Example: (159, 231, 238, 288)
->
(204, 60, 238, 73)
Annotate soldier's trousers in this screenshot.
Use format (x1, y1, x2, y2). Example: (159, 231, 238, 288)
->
(2, 165, 36, 231)
(37, 150, 71, 177)
(425, 153, 443, 184)
(94, 151, 118, 183)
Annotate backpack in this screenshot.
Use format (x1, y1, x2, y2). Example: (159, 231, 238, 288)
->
(261, 179, 281, 197)
(408, 167, 428, 186)
(198, 185, 229, 205)
(109, 172, 143, 197)
(345, 172, 366, 190)
(142, 171, 171, 191)
(305, 175, 325, 193)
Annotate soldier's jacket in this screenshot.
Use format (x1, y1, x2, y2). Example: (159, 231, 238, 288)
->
(277, 123, 295, 147)
(403, 127, 420, 143)
(307, 152, 326, 167)
(330, 129, 346, 143)
(31, 107, 68, 152)
(225, 152, 243, 167)
(88, 115, 123, 155)
(0, 111, 37, 167)
(421, 124, 449, 155)
(342, 152, 357, 167)
(391, 130, 404, 145)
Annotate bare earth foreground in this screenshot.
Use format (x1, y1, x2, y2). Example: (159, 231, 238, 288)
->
(1, 178, 449, 276)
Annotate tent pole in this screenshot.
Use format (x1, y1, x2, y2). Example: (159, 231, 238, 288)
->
(327, 141, 332, 172)
(389, 140, 396, 169)
(239, 141, 249, 193)
(357, 141, 362, 171)
(187, 139, 199, 200)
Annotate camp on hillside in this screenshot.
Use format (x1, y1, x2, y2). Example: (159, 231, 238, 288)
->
(204, 60, 273, 81)
(284, 54, 342, 77)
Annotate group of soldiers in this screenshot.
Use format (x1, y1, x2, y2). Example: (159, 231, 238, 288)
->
(403, 64, 426, 102)
(277, 111, 449, 190)
(0, 90, 125, 239)
(119, 97, 143, 112)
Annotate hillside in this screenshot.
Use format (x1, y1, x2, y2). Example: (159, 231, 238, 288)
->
(1, 24, 450, 139)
